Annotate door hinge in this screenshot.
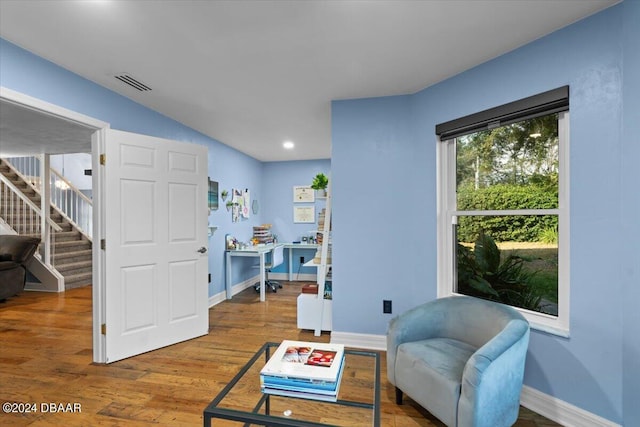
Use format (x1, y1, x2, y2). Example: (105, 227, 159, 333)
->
(100, 154, 106, 165)
(100, 239, 106, 250)
(101, 323, 106, 335)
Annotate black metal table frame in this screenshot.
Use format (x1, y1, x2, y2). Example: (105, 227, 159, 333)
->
(203, 341, 381, 427)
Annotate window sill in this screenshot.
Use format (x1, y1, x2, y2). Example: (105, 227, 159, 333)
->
(440, 292, 570, 338)
(527, 319, 569, 338)
(520, 308, 569, 338)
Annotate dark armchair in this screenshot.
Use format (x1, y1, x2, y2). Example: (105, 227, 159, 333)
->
(0, 235, 41, 301)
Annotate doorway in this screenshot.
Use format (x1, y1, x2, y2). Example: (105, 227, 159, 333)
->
(1, 87, 210, 364)
(1, 86, 109, 362)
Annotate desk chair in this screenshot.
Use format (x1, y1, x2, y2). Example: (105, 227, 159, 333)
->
(254, 245, 284, 293)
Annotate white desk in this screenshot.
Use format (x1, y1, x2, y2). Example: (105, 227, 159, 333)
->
(282, 243, 318, 280)
(226, 243, 282, 302)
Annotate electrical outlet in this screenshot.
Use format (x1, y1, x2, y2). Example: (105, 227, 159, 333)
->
(299, 256, 305, 264)
(383, 300, 392, 314)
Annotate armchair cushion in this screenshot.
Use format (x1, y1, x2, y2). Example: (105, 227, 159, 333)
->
(387, 295, 530, 427)
(396, 338, 477, 426)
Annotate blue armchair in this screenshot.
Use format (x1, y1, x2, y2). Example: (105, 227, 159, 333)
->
(387, 296, 530, 427)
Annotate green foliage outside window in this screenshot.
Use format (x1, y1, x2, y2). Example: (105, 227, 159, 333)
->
(457, 184, 558, 242)
(457, 233, 546, 312)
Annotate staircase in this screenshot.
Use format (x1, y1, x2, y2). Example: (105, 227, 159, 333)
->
(0, 158, 92, 289)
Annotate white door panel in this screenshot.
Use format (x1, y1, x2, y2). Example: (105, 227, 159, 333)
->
(169, 183, 197, 241)
(98, 128, 208, 363)
(169, 260, 198, 321)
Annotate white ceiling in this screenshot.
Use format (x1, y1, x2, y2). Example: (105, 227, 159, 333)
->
(0, 0, 616, 161)
(0, 98, 97, 156)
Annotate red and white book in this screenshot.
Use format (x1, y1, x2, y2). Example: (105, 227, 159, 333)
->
(260, 340, 345, 383)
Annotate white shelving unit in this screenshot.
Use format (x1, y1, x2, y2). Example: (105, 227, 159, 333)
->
(297, 181, 332, 336)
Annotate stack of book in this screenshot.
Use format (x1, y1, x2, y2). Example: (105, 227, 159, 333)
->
(318, 208, 331, 231)
(260, 340, 345, 402)
(316, 209, 331, 242)
(313, 209, 332, 264)
(312, 245, 332, 264)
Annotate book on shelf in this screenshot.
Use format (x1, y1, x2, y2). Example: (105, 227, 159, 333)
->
(260, 340, 345, 383)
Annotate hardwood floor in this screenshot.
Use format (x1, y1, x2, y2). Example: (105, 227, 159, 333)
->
(0, 282, 559, 426)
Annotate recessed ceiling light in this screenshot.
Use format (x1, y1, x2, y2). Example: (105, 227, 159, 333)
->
(283, 141, 295, 149)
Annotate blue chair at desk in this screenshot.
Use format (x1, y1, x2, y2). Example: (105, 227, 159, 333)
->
(254, 245, 284, 293)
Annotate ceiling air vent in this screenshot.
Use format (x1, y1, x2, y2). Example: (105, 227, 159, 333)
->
(113, 73, 152, 92)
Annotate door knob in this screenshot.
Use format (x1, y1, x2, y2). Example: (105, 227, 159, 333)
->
(197, 247, 207, 254)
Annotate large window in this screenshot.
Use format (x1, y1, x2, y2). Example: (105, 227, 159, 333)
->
(437, 88, 570, 335)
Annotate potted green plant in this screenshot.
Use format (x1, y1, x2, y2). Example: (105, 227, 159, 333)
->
(311, 173, 328, 196)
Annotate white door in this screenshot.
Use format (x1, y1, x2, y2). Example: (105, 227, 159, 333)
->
(94, 129, 209, 363)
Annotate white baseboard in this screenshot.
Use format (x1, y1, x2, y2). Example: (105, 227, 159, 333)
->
(329, 331, 387, 351)
(520, 385, 620, 427)
(208, 291, 227, 308)
(268, 272, 317, 282)
(208, 275, 260, 307)
(328, 331, 619, 427)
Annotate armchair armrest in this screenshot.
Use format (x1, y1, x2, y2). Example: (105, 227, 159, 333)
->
(0, 236, 40, 264)
(458, 319, 530, 427)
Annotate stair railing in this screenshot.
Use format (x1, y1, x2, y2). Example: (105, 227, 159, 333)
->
(3, 156, 41, 190)
(50, 168, 93, 239)
(3, 156, 92, 240)
(0, 174, 62, 269)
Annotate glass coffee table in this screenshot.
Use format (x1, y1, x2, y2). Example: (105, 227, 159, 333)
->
(203, 342, 381, 426)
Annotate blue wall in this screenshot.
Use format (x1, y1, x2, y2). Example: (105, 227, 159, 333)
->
(332, 94, 435, 333)
(262, 160, 331, 275)
(332, 3, 636, 424)
(0, 37, 322, 299)
(621, 2, 640, 426)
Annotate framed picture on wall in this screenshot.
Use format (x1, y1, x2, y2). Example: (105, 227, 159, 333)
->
(293, 185, 315, 203)
(208, 179, 219, 211)
(293, 206, 315, 223)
